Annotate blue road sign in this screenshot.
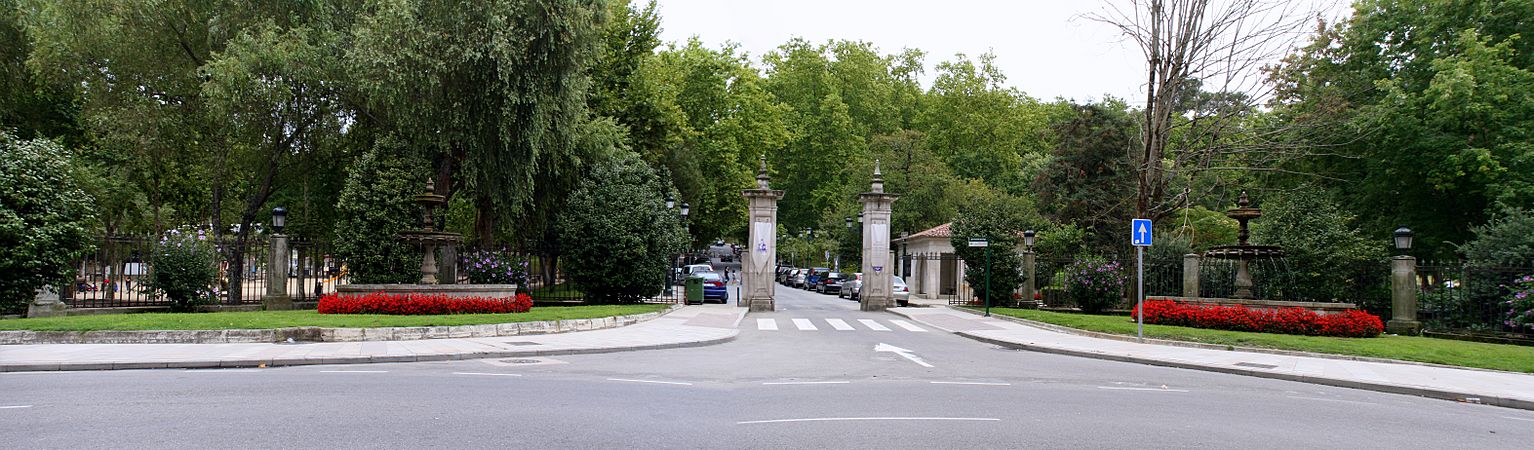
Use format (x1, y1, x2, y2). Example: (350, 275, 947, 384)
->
(1131, 219, 1153, 247)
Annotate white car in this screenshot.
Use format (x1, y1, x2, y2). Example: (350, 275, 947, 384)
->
(893, 276, 911, 306)
(684, 264, 714, 275)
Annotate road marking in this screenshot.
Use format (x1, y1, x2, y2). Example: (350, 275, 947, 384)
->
(757, 318, 778, 330)
(1286, 396, 1375, 406)
(1097, 386, 1188, 392)
(738, 417, 1000, 425)
(792, 318, 818, 331)
(319, 370, 388, 373)
(1502, 416, 1534, 423)
(762, 381, 851, 385)
(875, 343, 934, 368)
(858, 319, 891, 331)
(0, 405, 33, 409)
(184, 369, 262, 373)
(607, 378, 693, 386)
(825, 318, 855, 331)
(453, 372, 523, 377)
(930, 381, 1011, 386)
(888, 319, 927, 332)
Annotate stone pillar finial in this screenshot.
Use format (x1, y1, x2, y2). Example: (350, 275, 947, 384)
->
(871, 159, 884, 194)
(756, 154, 770, 189)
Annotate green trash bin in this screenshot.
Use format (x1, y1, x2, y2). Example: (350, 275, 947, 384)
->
(685, 276, 705, 304)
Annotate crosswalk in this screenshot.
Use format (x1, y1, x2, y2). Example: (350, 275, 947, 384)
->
(752, 317, 927, 332)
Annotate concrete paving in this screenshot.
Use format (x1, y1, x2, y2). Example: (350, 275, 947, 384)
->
(889, 302, 1534, 410)
(0, 304, 744, 372)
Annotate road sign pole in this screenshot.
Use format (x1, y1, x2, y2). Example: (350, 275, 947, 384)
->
(1137, 245, 1144, 343)
(984, 246, 992, 317)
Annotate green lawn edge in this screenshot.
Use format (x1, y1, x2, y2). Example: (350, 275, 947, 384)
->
(0, 304, 671, 332)
(981, 307, 1534, 374)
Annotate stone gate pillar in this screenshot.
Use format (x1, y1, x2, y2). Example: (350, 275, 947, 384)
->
(742, 156, 784, 312)
(263, 233, 293, 310)
(860, 161, 899, 311)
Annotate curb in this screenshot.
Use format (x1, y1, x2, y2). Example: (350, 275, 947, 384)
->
(0, 331, 738, 373)
(886, 307, 1534, 411)
(0, 305, 681, 345)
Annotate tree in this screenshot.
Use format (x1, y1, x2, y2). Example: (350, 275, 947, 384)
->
(919, 53, 1055, 195)
(0, 133, 96, 313)
(949, 189, 1042, 307)
(332, 142, 424, 285)
(559, 150, 686, 303)
(1034, 101, 1138, 252)
(1091, 0, 1313, 221)
(348, 0, 608, 245)
(1251, 185, 1385, 304)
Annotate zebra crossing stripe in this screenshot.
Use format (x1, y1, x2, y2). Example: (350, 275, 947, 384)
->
(824, 318, 855, 331)
(857, 319, 891, 331)
(888, 319, 928, 332)
(757, 318, 778, 330)
(792, 318, 818, 331)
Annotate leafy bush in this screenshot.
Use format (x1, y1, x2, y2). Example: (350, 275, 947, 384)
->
(461, 249, 528, 285)
(558, 151, 685, 303)
(1504, 275, 1534, 333)
(1135, 299, 1384, 338)
(146, 229, 219, 311)
(950, 191, 1036, 307)
(318, 292, 533, 315)
(333, 143, 423, 284)
(1460, 207, 1534, 268)
(0, 133, 96, 313)
(1251, 185, 1385, 303)
(1065, 256, 1127, 313)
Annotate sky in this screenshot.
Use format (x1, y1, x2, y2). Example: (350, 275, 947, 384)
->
(652, 0, 1351, 105)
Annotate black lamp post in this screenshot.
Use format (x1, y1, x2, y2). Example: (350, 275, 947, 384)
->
(271, 206, 288, 234)
(665, 193, 675, 210)
(845, 216, 853, 230)
(1023, 229, 1036, 250)
(1393, 226, 1413, 254)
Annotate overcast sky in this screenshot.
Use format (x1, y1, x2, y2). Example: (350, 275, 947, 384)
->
(652, 0, 1351, 105)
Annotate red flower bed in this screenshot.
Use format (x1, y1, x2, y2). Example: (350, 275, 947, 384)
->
(1132, 299, 1383, 338)
(317, 292, 534, 315)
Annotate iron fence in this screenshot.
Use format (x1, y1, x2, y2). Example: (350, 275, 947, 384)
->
(63, 234, 271, 308)
(1416, 260, 1534, 333)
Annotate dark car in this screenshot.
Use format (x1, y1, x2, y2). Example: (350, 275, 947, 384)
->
(816, 272, 848, 294)
(696, 271, 729, 303)
(803, 267, 831, 290)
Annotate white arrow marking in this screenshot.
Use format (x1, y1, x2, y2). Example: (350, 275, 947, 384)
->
(875, 343, 934, 368)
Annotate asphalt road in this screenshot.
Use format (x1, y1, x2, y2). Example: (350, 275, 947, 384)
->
(5, 284, 1534, 449)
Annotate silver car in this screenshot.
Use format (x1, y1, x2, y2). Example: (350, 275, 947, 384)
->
(892, 276, 910, 306)
(839, 273, 863, 300)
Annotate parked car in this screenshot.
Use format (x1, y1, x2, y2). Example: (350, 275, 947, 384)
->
(684, 264, 714, 275)
(893, 275, 910, 306)
(791, 270, 808, 288)
(839, 273, 863, 299)
(804, 267, 831, 290)
(817, 272, 849, 295)
(777, 267, 796, 284)
(696, 271, 729, 304)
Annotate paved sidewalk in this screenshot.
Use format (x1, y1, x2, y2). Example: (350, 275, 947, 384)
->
(0, 304, 744, 372)
(890, 305, 1534, 411)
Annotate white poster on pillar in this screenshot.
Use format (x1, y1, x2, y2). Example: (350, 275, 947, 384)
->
(871, 223, 888, 254)
(753, 221, 774, 272)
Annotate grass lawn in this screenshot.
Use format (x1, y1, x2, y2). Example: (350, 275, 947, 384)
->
(985, 307, 1534, 373)
(0, 304, 669, 332)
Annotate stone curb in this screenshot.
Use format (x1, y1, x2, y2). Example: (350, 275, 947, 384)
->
(936, 305, 1529, 376)
(886, 307, 1534, 412)
(0, 305, 681, 345)
(0, 331, 738, 373)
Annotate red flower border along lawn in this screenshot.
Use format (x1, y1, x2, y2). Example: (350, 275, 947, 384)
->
(1133, 299, 1384, 338)
(318, 292, 534, 315)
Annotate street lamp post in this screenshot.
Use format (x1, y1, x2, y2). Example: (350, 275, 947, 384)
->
(1387, 227, 1420, 335)
(262, 206, 293, 310)
(1022, 229, 1036, 307)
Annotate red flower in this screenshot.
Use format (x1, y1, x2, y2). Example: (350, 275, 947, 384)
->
(1131, 300, 1381, 338)
(318, 292, 534, 315)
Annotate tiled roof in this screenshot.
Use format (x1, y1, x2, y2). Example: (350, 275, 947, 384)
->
(893, 222, 1030, 242)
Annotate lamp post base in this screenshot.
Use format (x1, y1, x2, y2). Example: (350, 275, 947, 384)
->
(1386, 319, 1421, 336)
(262, 294, 294, 311)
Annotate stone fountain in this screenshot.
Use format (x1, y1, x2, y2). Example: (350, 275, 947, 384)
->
(1201, 192, 1284, 299)
(336, 179, 519, 298)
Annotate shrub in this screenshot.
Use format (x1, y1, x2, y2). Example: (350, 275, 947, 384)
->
(146, 228, 219, 311)
(1065, 256, 1127, 313)
(1134, 299, 1384, 338)
(1250, 185, 1386, 303)
(950, 190, 1036, 307)
(333, 143, 424, 284)
(460, 249, 529, 285)
(558, 151, 685, 303)
(1504, 275, 1534, 333)
(0, 133, 96, 314)
(317, 292, 533, 315)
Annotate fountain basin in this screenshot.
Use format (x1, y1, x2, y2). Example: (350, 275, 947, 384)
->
(337, 284, 519, 299)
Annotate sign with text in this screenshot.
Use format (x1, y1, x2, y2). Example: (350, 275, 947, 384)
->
(967, 237, 989, 248)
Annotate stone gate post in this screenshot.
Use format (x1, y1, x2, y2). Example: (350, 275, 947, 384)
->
(1182, 253, 1201, 298)
(742, 156, 784, 312)
(860, 161, 899, 311)
(263, 233, 293, 310)
(1387, 256, 1421, 335)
